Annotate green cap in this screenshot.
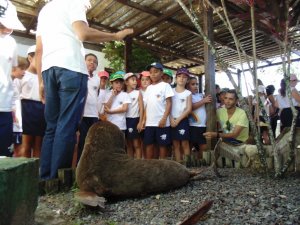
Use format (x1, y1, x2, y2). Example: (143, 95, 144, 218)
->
(163, 68, 173, 77)
(110, 71, 125, 81)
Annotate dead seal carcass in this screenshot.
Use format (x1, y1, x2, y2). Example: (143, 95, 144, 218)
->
(76, 121, 190, 204)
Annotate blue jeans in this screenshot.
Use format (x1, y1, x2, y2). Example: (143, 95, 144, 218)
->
(40, 67, 87, 179)
(0, 112, 13, 156)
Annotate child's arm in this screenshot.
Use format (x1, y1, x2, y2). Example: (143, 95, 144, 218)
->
(192, 94, 212, 110)
(172, 94, 192, 127)
(137, 92, 144, 132)
(104, 90, 117, 109)
(105, 103, 129, 114)
(158, 97, 172, 128)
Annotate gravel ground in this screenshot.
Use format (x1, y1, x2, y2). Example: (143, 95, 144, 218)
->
(35, 168, 300, 225)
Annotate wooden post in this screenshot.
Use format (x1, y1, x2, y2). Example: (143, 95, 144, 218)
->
(124, 38, 132, 72)
(199, 75, 203, 93)
(203, 4, 217, 150)
(237, 69, 242, 90)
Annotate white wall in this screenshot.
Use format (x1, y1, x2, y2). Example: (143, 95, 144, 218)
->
(12, 35, 110, 71)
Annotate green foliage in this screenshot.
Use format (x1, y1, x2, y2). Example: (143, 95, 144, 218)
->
(102, 41, 125, 71)
(102, 41, 160, 72)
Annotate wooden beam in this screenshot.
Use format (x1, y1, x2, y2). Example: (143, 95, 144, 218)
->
(124, 38, 133, 72)
(130, 3, 184, 37)
(203, 4, 217, 149)
(89, 21, 204, 64)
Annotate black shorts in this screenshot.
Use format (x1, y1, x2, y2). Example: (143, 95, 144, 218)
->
(126, 117, 140, 140)
(144, 126, 171, 146)
(171, 118, 190, 141)
(21, 99, 46, 136)
(189, 126, 206, 144)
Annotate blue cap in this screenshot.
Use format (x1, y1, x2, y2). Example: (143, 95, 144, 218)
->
(146, 62, 164, 71)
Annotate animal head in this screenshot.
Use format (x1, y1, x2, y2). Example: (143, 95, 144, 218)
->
(84, 120, 126, 153)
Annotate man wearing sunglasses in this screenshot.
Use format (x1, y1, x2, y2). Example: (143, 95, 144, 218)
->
(204, 89, 249, 144)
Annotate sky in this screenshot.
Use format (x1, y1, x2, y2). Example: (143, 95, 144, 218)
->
(215, 54, 300, 96)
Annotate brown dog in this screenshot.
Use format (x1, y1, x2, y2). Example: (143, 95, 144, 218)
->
(76, 121, 190, 206)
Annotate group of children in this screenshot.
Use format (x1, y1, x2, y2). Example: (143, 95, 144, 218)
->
(97, 62, 213, 165)
(5, 46, 214, 167)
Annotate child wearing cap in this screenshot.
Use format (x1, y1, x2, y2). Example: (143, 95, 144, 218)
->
(97, 70, 110, 120)
(104, 71, 131, 132)
(139, 71, 151, 97)
(142, 62, 174, 159)
(162, 68, 173, 85)
(170, 68, 192, 165)
(13, 45, 46, 158)
(0, 0, 26, 156)
(77, 53, 100, 163)
(124, 72, 144, 159)
(187, 77, 212, 160)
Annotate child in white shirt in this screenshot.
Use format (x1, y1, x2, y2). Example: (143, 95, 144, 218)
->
(104, 71, 131, 132)
(170, 68, 192, 164)
(143, 62, 174, 159)
(187, 77, 212, 160)
(124, 72, 144, 159)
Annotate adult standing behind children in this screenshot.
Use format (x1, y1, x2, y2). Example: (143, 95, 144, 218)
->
(142, 62, 174, 159)
(77, 53, 100, 163)
(275, 75, 300, 131)
(0, 0, 25, 156)
(14, 45, 46, 158)
(35, 0, 133, 179)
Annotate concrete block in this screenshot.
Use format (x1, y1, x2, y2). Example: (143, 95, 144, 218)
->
(0, 157, 39, 225)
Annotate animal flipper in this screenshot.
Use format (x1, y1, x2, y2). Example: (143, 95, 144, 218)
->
(74, 191, 106, 208)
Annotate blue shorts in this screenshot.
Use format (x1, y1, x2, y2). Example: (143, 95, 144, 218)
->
(144, 126, 171, 146)
(21, 99, 46, 136)
(126, 117, 140, 140)
(171, 118, 190, 141)
(12, 132, 22, 144)
(190, 126, 206, 144)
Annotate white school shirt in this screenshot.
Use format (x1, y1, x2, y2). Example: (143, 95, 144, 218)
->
(171, 88, 191, 119)
(189, 93, 207, 127)
(143, 82, 174, 127)
(83, 75, 100, 117)
(12, 82, 22, 132)
(0, 35, 18, 111)
(275, 88, 299, 109)
(14, 71, 40, 101)
(126, 90, 140, 118)
(104, 91, 131, 130)
(97, 88, 110, 114)
(36, 0, 89, 74)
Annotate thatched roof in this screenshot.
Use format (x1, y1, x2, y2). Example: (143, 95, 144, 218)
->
(12, 0, 300, 75)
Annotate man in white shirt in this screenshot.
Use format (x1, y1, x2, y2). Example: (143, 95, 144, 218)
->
(35, 0, 133, 179)
(0, 0, 25, 156)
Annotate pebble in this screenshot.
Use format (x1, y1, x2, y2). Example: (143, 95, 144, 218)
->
(35, 168, 300, 225)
